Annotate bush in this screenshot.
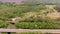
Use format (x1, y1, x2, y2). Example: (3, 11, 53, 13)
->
(15, 22, 60, 29)
(18, 32, 42, 34)
(0, 20, 8, 28)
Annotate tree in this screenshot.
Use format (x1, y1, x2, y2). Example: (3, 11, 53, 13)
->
(4, 2, 16, 7)
(0, 1, 3, 5)
(22, 0, 41, 6)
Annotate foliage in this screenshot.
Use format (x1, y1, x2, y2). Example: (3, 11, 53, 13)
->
(0, 3, 60, 29)
(0, 20, 8, 28)
(18, 32, 42, 34)
(15, 21, 60, 29)
(0, 4, 46, 18)
(15, 17, 60, 29)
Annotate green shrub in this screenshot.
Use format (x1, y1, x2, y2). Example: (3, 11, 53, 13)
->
(18, 32, 42, 34)
(0, 20, 8, 28)
(15, 22, 60, 29)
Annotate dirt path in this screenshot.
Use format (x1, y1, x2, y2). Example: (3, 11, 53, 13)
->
(0, 29, 60, 33)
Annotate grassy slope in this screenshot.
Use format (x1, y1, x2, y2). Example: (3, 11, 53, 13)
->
(0, 4, 60, 29)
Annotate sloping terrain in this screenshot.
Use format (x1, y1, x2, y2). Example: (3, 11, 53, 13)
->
(45, 5, 60, 19)
(0, 4, 60, 29)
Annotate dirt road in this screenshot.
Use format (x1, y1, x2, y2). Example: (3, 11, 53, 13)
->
(0, 29, 60, 33)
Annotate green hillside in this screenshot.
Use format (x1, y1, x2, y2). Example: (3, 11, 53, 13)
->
(0, 4, 60, 29)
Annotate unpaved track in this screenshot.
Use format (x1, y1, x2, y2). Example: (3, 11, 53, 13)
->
(0, 29, 60, 33)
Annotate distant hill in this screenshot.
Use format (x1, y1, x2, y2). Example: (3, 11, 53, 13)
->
(0, 0, 22, 4)
(0, 0, 60, 4)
